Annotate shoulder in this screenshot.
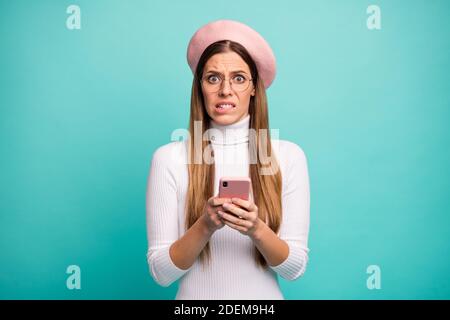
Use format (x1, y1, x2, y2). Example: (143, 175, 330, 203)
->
(151, 140, 188, 166)
(271, 139, 309, 180)
(272, 139, 307, 163)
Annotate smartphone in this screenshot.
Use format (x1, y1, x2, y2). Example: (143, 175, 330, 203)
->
(218, 177, 251, 201)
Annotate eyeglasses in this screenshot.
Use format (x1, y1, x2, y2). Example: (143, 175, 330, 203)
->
(201, 73, 253, 93)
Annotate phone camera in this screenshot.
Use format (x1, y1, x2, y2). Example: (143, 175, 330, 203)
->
(223, 181, 228, 187)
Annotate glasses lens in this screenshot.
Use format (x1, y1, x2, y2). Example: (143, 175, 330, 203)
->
(202, 75, 250, 93)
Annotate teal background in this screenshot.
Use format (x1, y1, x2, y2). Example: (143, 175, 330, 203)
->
(1, 0, 449, 299)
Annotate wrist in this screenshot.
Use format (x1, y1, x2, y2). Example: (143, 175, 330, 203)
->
(250, 218, 266, 242)
(199, 215, 215, 237)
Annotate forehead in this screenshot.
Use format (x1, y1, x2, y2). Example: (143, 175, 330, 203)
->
(204, 51, 250, 74)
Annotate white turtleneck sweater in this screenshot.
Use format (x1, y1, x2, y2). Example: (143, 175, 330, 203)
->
(146, 114, 310, 300)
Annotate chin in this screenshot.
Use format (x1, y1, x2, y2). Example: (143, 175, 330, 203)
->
(211, 114, 237, 124)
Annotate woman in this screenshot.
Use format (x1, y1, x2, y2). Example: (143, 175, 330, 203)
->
(146, 20, 310, 300)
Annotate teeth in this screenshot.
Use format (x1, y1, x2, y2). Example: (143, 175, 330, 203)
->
(217, 104, 234, 109)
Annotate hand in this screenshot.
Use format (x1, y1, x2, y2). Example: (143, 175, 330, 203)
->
(203, 196, 232, 233)
(218, 197, 262, 237)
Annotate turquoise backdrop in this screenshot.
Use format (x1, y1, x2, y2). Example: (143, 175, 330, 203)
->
(1, 0, 449, 299)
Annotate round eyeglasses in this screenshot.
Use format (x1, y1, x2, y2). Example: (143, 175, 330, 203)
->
(201, 74, 253, 93)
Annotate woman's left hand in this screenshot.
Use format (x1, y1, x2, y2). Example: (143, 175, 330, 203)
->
(218, 197, 262, 237)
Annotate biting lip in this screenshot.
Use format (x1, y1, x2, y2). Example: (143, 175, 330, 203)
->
(215, 101, 236, 108)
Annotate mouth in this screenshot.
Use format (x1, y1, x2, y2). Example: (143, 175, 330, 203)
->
(215, 102, 236, 110)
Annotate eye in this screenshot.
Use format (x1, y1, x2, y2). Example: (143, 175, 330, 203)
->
(233, 75, 246, 83)
(207, 75, 221, 84)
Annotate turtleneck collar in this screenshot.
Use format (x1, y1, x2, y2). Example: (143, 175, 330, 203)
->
(208, 114, 250, 145)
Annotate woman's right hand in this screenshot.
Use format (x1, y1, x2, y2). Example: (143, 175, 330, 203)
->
(203, 196, 232, 233)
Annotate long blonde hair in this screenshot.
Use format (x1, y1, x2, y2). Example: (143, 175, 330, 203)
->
(185, 40, 282, 269)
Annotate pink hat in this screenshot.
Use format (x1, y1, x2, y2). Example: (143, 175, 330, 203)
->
(187, 19, 276, 89)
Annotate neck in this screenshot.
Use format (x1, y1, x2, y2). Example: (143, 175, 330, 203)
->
(208, 114, 250, 145)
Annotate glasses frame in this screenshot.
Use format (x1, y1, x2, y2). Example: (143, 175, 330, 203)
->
(201, 73, 253, 93)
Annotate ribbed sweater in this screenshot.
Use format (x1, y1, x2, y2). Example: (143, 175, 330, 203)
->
(146, 114, 310, 299)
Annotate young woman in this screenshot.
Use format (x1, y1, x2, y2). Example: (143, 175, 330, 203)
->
(146, 20, 310, 300)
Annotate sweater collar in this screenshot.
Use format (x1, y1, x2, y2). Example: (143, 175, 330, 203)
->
(208, 114, 250, 145)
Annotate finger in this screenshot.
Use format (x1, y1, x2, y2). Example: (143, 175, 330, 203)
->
(231, 198, 257, 212)
(217, 197, 232, 205)
(208, 197, 216, 206)
(215, 212, 225, 222)
(210, 197, 232, 207)
(208, 205, 222, 218)
(218, 211, 251, 228)
(223, 220, 248, 233)
(208, 205, 221, 216)
(215, 217, 224, 225)
(222, 203, 248, 219)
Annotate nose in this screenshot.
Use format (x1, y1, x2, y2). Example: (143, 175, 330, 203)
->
(219, 79, 232, 96)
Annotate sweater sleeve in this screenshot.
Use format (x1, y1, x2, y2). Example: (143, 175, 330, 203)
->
(146, 143, 192, 287)
(269, 142, 311, 280)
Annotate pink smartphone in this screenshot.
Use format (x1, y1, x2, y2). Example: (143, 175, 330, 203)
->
(218, 177, 251, 201)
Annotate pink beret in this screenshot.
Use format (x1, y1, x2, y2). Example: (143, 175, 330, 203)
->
(187, 19, 276, 89)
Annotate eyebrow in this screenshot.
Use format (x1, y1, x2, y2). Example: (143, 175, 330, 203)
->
(204, 69, 249, 75)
